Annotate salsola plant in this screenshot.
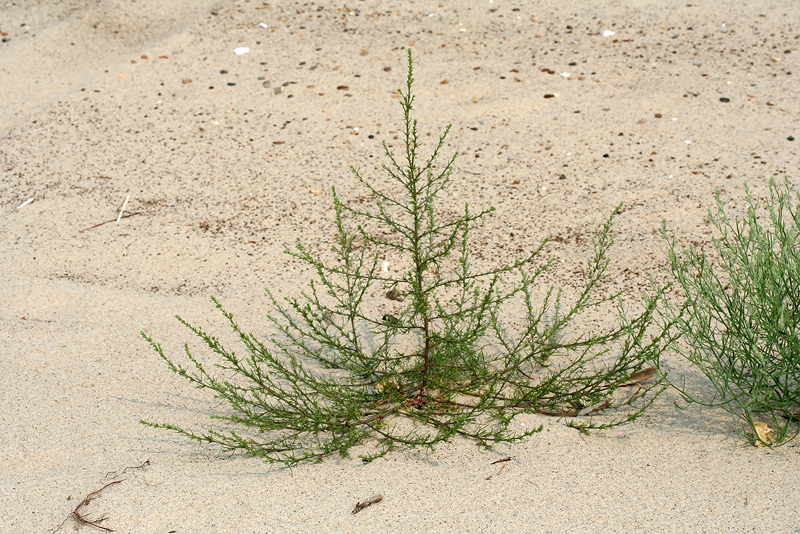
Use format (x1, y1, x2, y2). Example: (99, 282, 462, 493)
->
(141, 50, 674, 465)
(660, 178, 800, 446)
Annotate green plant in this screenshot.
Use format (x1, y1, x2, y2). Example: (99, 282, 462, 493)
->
(660, 178, 800, 446)
(141, 50, 674, 466)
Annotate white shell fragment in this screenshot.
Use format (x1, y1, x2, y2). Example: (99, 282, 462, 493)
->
(233, 47, 250, 55)
(602, 30, 615, 37)
(382, 261, 390, 273)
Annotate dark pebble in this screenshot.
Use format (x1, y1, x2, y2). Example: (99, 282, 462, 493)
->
(227, 82, 236, 86)
(544, 94, 555, 99)
(559, 174, 567, 180)
(603, 154, 609, 158)
(720, 97, 730, 102)
(368, 134, 375, 139)
(789, 136, 796, 141)
(220, 69, 228, 74)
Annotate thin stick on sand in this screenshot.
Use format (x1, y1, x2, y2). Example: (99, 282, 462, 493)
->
(54, 480, 121, 532)
(79, 212, 140, 233)
(485, 463, 507, 480)
(352, 494, 383, 514)
(54, 460, 151, 532)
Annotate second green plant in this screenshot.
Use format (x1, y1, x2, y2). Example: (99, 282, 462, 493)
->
(660, 178, 800, 446)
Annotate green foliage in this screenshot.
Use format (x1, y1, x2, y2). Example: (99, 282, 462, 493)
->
(141, 50, 674, 466)
(660, 178, 800, 446)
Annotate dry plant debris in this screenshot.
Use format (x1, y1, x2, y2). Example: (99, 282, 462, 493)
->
(352, 494, 383, 514)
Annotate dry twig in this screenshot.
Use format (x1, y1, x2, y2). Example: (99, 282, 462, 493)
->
(352, 494, 383, 514)
(485, 463, 507, 480)
(79, 212, 140, 233)
(104, 460, 150, 481)
(54, 460, 151, 532)
(55, 480, 121, 532)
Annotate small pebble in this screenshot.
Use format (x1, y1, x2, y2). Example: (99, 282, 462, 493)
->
(788, 136, 795, 141)
(603, 153, 609, 158)
(654, 113, 663, 118)
(719, 97, 730, 102)
(220, 69, 228, 74)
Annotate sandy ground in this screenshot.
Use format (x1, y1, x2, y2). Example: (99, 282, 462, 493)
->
(2, 0, 800, 532)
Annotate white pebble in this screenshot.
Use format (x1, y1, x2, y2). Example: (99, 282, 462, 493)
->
(234, 47, 250, 55)
(603, 30, 615, 37)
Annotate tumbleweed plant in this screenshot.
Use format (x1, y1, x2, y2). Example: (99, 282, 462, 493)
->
(142, 50, 675, 466)
(660, 178, 800, 446)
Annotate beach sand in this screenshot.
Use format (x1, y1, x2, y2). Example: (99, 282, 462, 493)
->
(2, 1, 799, 532)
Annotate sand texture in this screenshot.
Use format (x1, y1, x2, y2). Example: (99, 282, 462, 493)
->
(2, 1, 799, 532)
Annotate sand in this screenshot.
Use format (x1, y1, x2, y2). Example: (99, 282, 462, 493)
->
(2, 0, 799, 532)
